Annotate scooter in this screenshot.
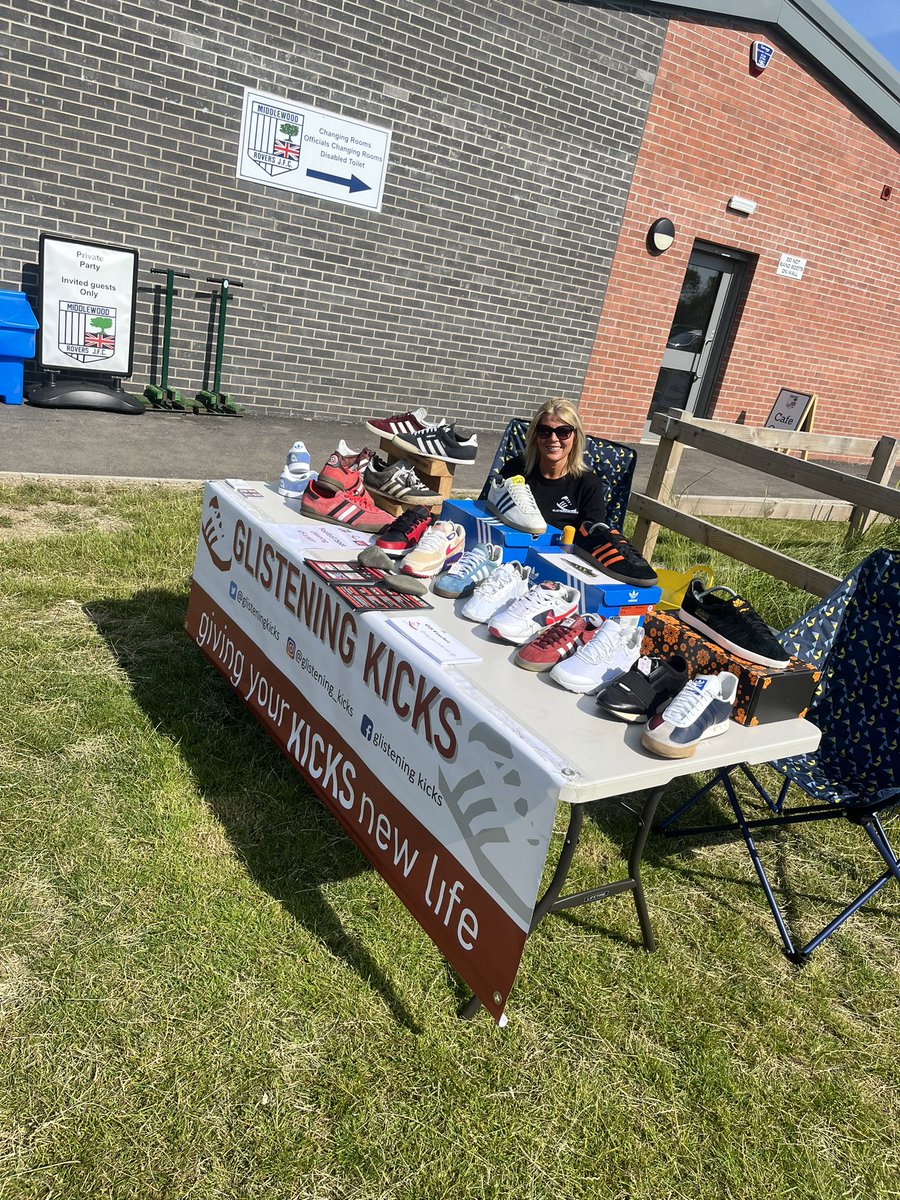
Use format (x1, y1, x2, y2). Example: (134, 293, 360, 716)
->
(194, 276, 244, 417)
(143, 267, 191, 410)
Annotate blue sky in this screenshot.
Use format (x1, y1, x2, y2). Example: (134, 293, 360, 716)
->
(827, 0, 900, 71)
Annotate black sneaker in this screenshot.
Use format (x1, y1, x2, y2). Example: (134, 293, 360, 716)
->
(679, 581, 790, 668)
(374, 506, 433, 558)
(572, 522, 658, 588)
(391, 423, 478, 464)
(595, 655, 689, 723)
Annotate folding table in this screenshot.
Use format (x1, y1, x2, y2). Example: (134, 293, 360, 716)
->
(188, 481, 820, 1022)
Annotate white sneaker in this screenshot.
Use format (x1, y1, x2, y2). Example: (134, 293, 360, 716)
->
(461, 560, 532, 623)
(488, 580, 579, 644)
(400, 521, 466, 578)
(486, 474, 547, 535)
(278, 440, 316, 498)
(549, 617, 643, 694)
(640, 672, 738, 758)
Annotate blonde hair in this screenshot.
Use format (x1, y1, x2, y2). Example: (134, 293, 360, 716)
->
(524, 398, 587, 478)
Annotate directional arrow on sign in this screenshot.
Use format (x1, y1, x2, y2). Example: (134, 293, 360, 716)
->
(305, 169, 371, 194)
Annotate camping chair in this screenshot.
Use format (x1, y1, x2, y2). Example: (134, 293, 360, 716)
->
(478, 417, 637, 532)
(657, 548, 900, 963)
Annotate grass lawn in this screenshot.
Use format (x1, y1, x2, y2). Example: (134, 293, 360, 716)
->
(0, 480, 897, 1200)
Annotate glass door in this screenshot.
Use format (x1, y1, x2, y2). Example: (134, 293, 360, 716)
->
(647, 246, 747, 426)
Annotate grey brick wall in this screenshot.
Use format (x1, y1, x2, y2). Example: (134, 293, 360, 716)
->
(1, 0, 666, 429)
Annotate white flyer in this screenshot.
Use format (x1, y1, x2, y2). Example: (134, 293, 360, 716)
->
(387, 616, 483, 666)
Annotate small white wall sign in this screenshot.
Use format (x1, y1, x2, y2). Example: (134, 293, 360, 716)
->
(236, 88, 391, 211)
(776, 253, 807, 280)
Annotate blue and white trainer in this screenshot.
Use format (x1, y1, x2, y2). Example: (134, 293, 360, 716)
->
(640, 672, 738, 759)
(433, 542, 503, 598)
(278, 440, 316, 498)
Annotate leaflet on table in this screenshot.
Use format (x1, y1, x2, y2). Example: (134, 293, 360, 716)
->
(264, 520, 374, 555)
(386, 616, 483, 666)
(189, 483, 561, 938)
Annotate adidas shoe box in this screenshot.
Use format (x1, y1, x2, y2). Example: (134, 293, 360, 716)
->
(440, 498, 559, 564)
(525, 547, 661, 626)
(640, 611, 819, 726)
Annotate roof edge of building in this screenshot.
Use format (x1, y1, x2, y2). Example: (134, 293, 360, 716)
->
(646, 0, 900, 140)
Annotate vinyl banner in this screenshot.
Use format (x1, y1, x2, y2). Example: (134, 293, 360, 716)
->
(186, 484, 563, 1019)
(38, 234, 138, 376)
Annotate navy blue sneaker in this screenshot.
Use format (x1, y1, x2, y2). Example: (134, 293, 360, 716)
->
(640, 672, 738, 758)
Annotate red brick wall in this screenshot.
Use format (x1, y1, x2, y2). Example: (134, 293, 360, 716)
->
(580, 18, 900, 443)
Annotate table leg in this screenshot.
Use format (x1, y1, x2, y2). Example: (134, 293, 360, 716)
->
(459, 785, 667, 1020)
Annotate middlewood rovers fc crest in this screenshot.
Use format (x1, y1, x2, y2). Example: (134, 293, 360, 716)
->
(58, 301, 117, 364)
(244, 100, 304, 177)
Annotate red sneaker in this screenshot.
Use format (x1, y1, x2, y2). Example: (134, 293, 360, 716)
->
(374, 505, 433, 557)
(300, 479, 392, 532)
(317, 440, 373, 494)
(365, 408, 440, 439)
(514, 612, 602, 672)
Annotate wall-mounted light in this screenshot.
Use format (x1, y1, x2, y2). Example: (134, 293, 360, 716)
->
(647, 217, 676, 254)
(727, 195, 758, 215)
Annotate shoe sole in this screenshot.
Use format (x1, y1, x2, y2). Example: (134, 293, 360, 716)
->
(596, 704, 646, 723)
(677, 609, 790, 669)
(571, 544, 658, 588)
(390, 433, 475, 464)
(484, 498, 546, 536)
(640, 718, 730, 758)
(513, 655, 554, 671)
(432, 581, 477, 598)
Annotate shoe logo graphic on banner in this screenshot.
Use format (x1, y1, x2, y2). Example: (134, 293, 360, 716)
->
(244, 100, 305, 177)
(58, 301, 117, 364)
(201, 496, 233, 572)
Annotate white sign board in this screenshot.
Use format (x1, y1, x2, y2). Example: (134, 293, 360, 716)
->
(236, 89, 391, 211)
(776, 253, 807, 280)
(763, 388, 815, 431)
(38, 235, 138, 376)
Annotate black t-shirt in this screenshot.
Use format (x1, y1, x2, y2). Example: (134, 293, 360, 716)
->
(499, 456, 607, 530)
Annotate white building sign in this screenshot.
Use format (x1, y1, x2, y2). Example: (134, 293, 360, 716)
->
(776, 253, 807, 280)
(38, 235, 139, 377)
(236, 89, 391, 212)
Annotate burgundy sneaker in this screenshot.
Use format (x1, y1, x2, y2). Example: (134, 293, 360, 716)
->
(300, 479, 392, 532)
(365, 408, 443, 439)
(374, 505, 433, 558)
(514, 612, 603, 672)
(317, 440, 373, 494)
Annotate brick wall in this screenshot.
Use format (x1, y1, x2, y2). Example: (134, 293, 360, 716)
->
(580, 18, 900, 443)
(0, 0, 665, 429)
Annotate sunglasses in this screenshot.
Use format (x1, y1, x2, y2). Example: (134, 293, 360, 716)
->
(536, 423, 575, 441)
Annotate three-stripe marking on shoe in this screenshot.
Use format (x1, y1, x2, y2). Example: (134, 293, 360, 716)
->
(591, 543, 625, 568)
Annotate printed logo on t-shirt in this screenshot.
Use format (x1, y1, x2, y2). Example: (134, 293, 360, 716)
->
(554, 496, 578, 515)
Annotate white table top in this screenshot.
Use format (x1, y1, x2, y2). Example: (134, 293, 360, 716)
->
(219, 480, 821, 806)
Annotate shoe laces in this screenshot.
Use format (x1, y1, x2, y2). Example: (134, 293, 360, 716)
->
(387, 507, 430, 537)
(528, 613, 584, 648)
(663, 677, 715, 725)
(505, 478, 541, 516)
(392, 464, 426, 489)
(476, 562, 528, 597)
(448, 546, 491, 575)
(416, 522, 456, 552)
(575, 618, 621, 664)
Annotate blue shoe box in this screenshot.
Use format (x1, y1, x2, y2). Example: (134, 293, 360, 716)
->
(525, 547, 661, 626)
(440, 498, 560, 564)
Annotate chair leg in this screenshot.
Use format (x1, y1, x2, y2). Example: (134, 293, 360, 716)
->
(719, 770, 800, 962)
(656, 768, 730, 834)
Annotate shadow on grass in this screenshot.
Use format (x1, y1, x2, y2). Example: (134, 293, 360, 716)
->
(87, 588, 422, 1033)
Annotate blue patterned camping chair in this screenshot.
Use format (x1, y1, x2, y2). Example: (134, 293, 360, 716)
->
(657, 548, 900, 963)
(478, 418, 637, 532)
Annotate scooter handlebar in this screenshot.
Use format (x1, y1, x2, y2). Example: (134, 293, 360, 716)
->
(205, 276, 244, 286)
(150, 268, 192, 278)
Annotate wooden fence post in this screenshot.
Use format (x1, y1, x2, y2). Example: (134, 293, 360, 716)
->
(630, 432, 684, 562)
(847, 436, 898, 538)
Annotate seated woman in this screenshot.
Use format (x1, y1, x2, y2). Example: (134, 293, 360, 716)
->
(497, 398, 607, 530)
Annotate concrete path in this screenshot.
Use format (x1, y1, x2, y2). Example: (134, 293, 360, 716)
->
(0, 401, 895, 499)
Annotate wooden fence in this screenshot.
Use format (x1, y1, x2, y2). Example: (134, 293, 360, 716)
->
(629, 411, 899, 598)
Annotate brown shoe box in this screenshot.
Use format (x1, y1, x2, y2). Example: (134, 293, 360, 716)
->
(640, 611, 819, 727)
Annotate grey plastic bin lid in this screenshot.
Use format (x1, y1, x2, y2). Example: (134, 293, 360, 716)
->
(0, 291, 39, 332)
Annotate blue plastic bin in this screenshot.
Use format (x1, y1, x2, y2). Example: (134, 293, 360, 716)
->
(0, 291, 40, 405)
